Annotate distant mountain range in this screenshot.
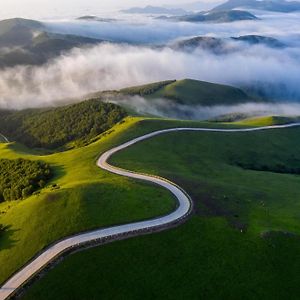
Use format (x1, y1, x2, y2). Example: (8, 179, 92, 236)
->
(159, 10, 258, 23)
(76, 16, 115, 22)
(122, 5, 188, 15)
(171, 35, 285, 54)
(212, 0, 300, 12)
(0, 18, 104, 68)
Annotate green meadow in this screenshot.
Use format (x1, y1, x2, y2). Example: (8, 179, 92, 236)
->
(0, 117, 179, 284)
(0, 116, 242, 285)
(19, 117, 300, 299)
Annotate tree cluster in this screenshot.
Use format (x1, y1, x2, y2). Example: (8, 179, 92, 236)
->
(0, 158, 52, 202)
(0, 99, 127, 150)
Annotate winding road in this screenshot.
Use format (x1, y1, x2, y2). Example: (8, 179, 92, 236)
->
(0, 134, 9, 143)
(1, 122, 300, 300)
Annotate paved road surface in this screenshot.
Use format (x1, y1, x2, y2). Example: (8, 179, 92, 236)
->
(0, 134, 9, 143)
(1, 122, 300, 300)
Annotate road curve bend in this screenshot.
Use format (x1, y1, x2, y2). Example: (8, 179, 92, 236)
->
(1, 122, 300, 300)
(0, 133, 9, 143)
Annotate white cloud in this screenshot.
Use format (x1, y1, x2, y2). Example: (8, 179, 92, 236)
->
(0, 41, 299, 109)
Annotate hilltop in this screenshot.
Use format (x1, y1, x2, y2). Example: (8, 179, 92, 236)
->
(161, 10, 257, 23)
(171, 35, 285, 54)
(212, 0, 300, 12)
(119, 79, 254, 106)
(0, 18, 104, 68)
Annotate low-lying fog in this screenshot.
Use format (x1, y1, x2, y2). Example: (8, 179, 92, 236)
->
(0, 9, 299, 121)
(110, 97, 300, 120)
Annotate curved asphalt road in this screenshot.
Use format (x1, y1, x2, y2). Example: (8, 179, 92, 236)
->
(1, 122, 300, 300)
(0, 133, 9, 143)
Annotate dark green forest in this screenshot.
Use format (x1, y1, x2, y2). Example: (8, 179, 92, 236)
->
(0, 158, 52, 202)
(0, 99, 127, 150)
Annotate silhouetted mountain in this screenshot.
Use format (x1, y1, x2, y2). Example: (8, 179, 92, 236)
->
(170, 34, 284, 54)
(0, 18, 104, 68)
(171, 37, 229, 54)
(76, 16, 115, 22)
(161, 10, 257, 23)
(212, 0, 300, 12)
(232, 35, 285, 48)
(0, 18, 44, 48)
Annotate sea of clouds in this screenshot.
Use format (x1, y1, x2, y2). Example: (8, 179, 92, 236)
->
(0, 9, 299, 120)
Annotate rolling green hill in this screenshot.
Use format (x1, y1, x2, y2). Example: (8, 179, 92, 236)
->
(0, 117, 179, 285)
(120, 79, 254, 106)
(0, 99, 127, 150)
(20, 118, 300, 299)
(234, 116, 300, 126)
(212, 115, 300, 125)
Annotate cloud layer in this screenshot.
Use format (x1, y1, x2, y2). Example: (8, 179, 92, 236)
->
(0, 41, 299, 109)
(0, 11, 299, 118)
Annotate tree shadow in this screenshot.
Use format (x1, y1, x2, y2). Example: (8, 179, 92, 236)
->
(44, 164, 67, 186)
(0, 225, 19, 251)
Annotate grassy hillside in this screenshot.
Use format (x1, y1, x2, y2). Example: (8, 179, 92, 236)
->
(235, 116, 300, 126)
(23, 120, 300, 299)
(119, 80, 176, 96)
(119, 79, 254, 106)
(0, 99, 127, 150)
(0, 117, 184, 285)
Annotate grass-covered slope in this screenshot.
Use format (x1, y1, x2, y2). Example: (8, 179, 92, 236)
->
(0, 117, 179, 285)
(23, 120, 300, 299)
(213, 115, 300, 126)
(119, 80, 176, 97)
(0, 99, 127, 150)
(234, 116, 300, 126)
(120, 79, 253, 106)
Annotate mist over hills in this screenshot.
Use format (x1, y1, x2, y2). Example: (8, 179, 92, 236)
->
(159, 10, 258, 22)
(0, 18, 104, 68)
(212, 0, 300, 12)
(0, 4, 299, 113)
(171, 34, 285, 54)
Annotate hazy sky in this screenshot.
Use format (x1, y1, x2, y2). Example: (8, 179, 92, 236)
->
(1, 0, 299, 19)
(0, 0, 220, 19)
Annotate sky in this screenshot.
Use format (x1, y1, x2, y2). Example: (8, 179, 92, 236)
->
(0, 0, 221, 19)
(0, 0, 299, 19)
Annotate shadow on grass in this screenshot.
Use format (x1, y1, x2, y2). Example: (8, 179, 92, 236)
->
(50, 164, 67, 183)
(0, 225, 19, 251)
